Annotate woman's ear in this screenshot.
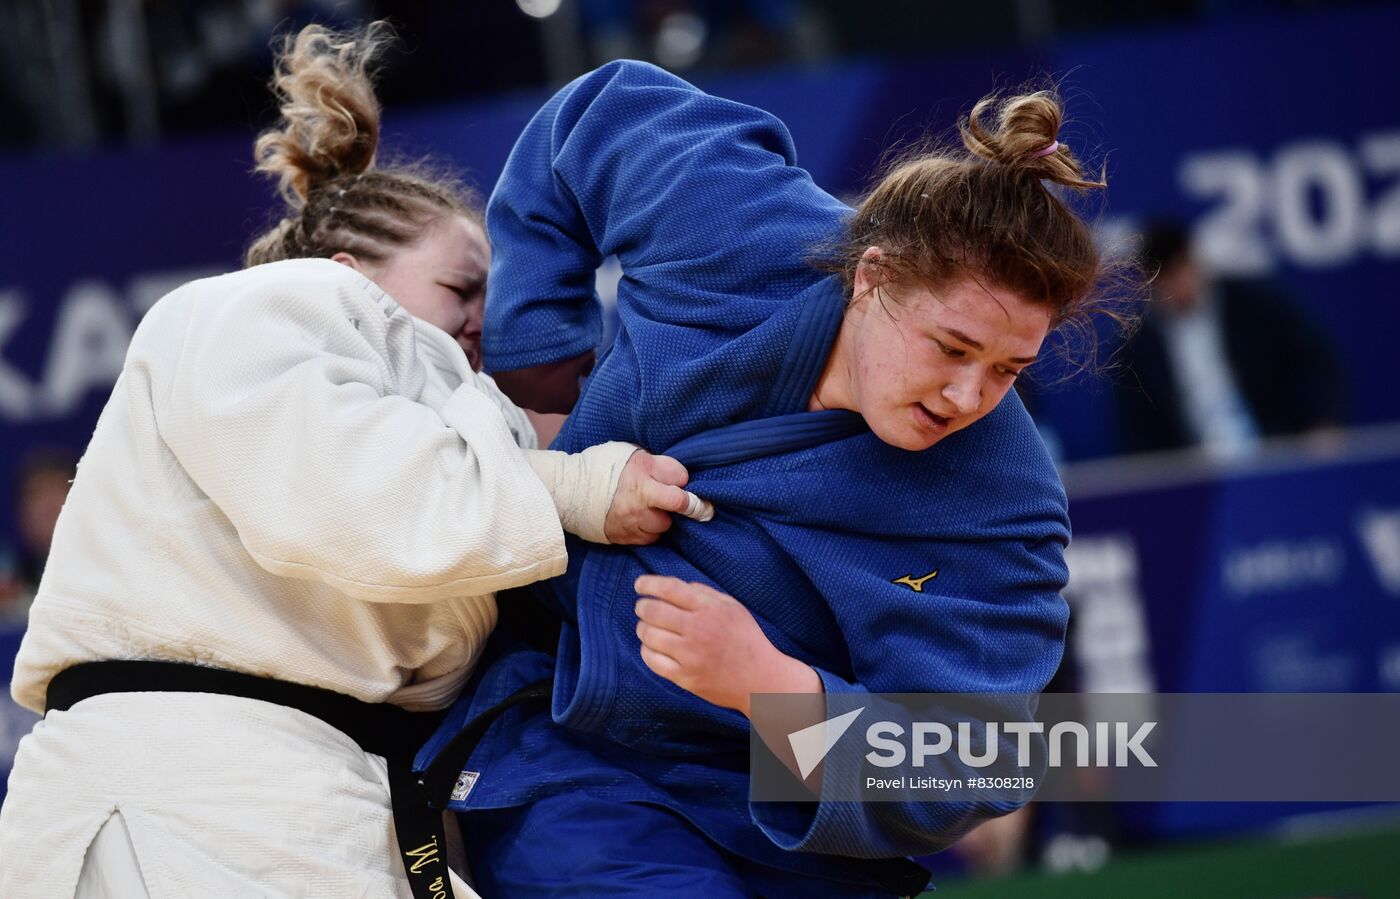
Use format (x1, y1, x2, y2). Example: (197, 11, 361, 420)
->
(330, 251, 365, 273)
(852, 246, 885, 308)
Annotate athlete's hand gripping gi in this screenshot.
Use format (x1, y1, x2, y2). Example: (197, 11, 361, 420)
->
(525, 444, 714, 546)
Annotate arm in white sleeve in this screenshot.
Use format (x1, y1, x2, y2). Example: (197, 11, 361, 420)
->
(523, 442, 637, 544)
(474, 371, 540, 450)
(148, 265, 567, 603)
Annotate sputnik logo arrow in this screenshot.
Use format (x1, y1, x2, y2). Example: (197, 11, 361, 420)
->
(787, 707, 865, 779)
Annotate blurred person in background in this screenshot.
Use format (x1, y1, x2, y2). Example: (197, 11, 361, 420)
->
(0, 0, 546, 151)
(1114, 218, 1347, 457)
(0, 452, 78, 628)
(0, 23, 700, 899)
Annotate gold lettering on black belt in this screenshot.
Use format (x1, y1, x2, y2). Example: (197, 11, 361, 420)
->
(404, 835, 440, 874)
(403, 835, 448, 899)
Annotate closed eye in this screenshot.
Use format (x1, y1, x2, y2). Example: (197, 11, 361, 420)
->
(934, 339, 966, 359)
(447, 282, 483, 304)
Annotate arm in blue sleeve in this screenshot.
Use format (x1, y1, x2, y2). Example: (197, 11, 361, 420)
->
(750, 521, 1071, 858)
(483, 59, 846, 373)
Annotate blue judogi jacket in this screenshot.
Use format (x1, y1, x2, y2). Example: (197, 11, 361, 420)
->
(421, 61, 1070, 894)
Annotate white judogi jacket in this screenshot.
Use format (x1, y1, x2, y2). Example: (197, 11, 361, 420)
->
(12, 257, 564, 713)
(1, 258, 569, 897)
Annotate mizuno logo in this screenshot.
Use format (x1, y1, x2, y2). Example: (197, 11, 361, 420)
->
(892, 569, 939, 592)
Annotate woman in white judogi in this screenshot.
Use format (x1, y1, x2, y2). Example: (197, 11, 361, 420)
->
(0, 23, 704, 898)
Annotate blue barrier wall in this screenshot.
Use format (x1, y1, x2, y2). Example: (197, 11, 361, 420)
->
(1059, 429, 1400, 838)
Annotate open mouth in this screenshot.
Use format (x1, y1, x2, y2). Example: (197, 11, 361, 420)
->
(915, 403, 951, 431)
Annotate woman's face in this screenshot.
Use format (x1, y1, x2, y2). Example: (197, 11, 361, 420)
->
(829, 249, 1052, 452)
(338, 215, 489, 370)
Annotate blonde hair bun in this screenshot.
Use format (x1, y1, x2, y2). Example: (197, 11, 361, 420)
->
(253, 22, 393, 207)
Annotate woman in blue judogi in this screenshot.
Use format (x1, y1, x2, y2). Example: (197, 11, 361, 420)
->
(420, 60, 1120, 897)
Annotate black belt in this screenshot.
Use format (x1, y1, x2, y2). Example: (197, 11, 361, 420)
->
(46, 660, 455, 899)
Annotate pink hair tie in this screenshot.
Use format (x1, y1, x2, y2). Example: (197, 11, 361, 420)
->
(1030, 140, 1060, 159)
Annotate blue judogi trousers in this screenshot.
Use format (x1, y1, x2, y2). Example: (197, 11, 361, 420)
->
(459, 794, 901, 899)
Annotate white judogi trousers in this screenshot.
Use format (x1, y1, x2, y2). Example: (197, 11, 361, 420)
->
(1, 692, 479, 898)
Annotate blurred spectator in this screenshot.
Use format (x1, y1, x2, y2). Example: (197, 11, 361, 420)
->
(0, 0, 356, 150)
(0, 451, 78, 626)
(0, 1, 547, 151)
(0, 554, 23, 628)
(1113, 219, 1347, 457)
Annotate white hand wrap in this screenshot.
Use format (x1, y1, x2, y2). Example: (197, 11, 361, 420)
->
(524, 441, 638, 544)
